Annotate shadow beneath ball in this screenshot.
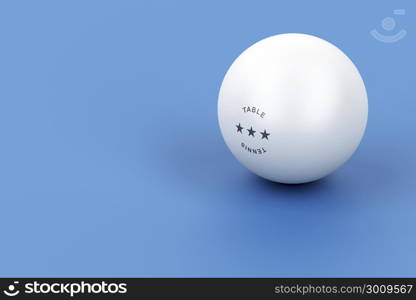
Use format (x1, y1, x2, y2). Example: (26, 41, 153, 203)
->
(250, 173, 333, 198)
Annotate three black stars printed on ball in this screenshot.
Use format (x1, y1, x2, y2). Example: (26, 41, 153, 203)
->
(236, 123, 270, 140)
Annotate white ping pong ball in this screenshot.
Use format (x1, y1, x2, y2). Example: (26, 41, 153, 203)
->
(218, 33, 368, 184)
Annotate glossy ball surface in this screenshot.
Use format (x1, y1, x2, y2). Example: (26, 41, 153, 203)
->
(218, 34, 368, 184)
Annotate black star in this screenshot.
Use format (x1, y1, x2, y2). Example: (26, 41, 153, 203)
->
(260, 129, 270, 140)
(236, 123, 243, 133)
(247, 126, 256, 137)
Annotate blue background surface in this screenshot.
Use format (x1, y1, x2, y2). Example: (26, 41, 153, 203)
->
(0, 0, 415, 277)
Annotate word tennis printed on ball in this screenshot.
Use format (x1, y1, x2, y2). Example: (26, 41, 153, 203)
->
(218, 33, 368, 184)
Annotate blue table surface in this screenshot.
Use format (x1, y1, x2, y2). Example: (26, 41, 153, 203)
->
(0, 0, 415, 277)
